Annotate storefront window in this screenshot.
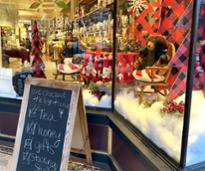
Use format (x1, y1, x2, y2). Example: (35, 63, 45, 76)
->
(187, 3, 205, 166)
(71, 3, 114, 108)
(0, 1, 114, 109)
(2, 0, 205, 169)
(114, 0, 192, 162)
(0, 4, 18, 98)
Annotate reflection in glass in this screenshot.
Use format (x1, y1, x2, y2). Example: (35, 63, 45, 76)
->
(73, 5, 113, 108)
(187, 4, 205, 166)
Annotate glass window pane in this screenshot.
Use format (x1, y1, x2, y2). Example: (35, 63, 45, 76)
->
(73, 5, 113, 109)
(186, 3, 205, 166)
(0, 1, 114, 109)
(115, 0, 192, 162)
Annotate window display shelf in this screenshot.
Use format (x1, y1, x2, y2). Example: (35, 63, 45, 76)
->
(74, 6, 112, 22)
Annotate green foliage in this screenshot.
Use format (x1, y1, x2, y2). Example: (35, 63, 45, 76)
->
(122, 1, 129, 15)
(89, 82, 99, 92)
(117, 37, 143, 53)
(137, 45, 144, 53)
(29, 0, 67, 9)
(29, 2, 41, 9)
(55, 1, 68, 8)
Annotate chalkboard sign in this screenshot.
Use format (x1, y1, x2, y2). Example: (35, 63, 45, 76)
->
(10, 78, 91, 171)
(16, 85, 72, 171)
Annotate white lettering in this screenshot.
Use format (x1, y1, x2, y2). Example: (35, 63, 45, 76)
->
(24, 137, 33, 151)
(26, 121, 38, 135)
(34, 139, 61, 155)
(22, 151, 58, 170)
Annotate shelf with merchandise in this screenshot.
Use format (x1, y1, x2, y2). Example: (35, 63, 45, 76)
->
(74, 5, 113, 22)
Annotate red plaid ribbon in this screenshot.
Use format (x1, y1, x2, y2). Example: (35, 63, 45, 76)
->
(126, 0, 161, 46)
(194, 5, 205, 95)
(169, 4, 205, 99)
(198, 5, 205, 41)
(168, 32, 191, 99)
(161, 0, 193, 99)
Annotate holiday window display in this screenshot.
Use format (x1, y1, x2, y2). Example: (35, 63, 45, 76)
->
(80, 51, 112, 107)
(132, 35, 176, 105)
(51, 9, 113, 108)
(114, 0, 205, 164)
(71, 5, 113, 108)
(0, 0, 205, 167)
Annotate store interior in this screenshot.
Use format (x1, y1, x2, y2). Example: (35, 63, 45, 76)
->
(1, 0, 205, 170)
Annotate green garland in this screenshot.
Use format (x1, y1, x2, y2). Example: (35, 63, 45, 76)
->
(30, 0, 67, 9)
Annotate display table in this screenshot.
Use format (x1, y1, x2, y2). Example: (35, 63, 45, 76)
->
(5, 48, 30, 64)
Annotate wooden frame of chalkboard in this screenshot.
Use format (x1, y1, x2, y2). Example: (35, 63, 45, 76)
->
(10, 77, 92, 171)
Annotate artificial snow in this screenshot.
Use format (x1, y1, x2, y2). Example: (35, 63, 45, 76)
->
(83, 89, 111, 108)
(115, 89, 205, 165)
(186, 91, 205, 166)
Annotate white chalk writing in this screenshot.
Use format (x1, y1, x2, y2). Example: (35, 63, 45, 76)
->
(18, 86, 71, 170)
(34, 139, 61, 155)
(22, 151, 58, 170)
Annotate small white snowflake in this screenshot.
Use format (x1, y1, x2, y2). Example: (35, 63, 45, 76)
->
(128, 0, 148, 16)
